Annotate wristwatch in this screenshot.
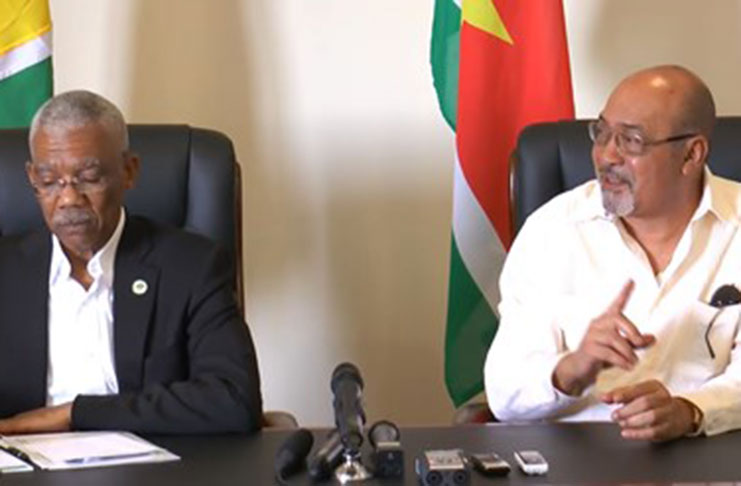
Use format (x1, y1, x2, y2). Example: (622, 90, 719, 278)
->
(686, 402, 704, 437)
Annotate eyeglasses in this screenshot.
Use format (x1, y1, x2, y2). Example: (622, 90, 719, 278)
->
(588, 120, 697, 157)
(706, 284, 741, 359)
(28, 165, 109, 198)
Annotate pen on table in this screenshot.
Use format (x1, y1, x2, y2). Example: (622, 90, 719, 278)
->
(64, 451, 155, 465)
(0, 444, 38, 469)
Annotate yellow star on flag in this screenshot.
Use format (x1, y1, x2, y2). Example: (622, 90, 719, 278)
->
(462, 0, 513, 44)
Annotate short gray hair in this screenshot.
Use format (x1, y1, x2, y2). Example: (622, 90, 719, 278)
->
(29, 90, 129, 153)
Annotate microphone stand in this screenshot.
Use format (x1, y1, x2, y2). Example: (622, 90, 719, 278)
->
(334, 446, 371, 484)
(329, 363, 372, 483)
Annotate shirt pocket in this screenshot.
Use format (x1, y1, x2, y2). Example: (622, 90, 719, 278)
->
(661, 301, 741, 384)
(702, 301, 741, 366)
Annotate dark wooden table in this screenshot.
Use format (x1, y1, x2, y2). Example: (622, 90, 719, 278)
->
(1, 423, 740, 485)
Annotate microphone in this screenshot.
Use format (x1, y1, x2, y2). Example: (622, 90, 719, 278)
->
(274, 428, 314, 482)
(308, 429, 344, 481)
(331, 362, 366, 452)
(368, 420, 404, 478)
(368, 420, 400, 449)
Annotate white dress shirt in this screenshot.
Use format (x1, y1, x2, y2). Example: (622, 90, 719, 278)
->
(46, 209, 125, 406)
(485, 168, 741, 436)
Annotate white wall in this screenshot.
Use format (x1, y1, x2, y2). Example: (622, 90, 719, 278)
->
(564, 0, 741, 117)
(49, 0, 741, 426)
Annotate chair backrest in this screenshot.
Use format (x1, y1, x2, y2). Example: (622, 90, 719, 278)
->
(510, 117, 741, 236)
(0, 124, 243, 308)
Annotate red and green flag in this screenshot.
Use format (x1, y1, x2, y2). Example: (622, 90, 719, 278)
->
(0, 0, 53, 128)
(432, 0, 574, 406)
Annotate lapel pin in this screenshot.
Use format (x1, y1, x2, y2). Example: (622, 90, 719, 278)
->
(132, 279, 148, 296)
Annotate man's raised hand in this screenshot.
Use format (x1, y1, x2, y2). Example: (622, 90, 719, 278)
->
(552, 280, 655, 396)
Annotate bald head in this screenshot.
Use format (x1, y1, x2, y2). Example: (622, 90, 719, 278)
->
(613, 65, 716, 139)
(593, 65, 716, 221)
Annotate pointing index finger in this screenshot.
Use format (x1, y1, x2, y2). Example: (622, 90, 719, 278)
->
(606, 280, 635, 315)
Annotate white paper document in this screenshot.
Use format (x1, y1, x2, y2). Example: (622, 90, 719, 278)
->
(1, 431, 179, 470)
(0, 447, 33, 473)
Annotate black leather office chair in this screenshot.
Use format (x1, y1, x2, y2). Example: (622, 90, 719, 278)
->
(0, 124, 296, 428)
(454, 116, 741, 425)
(0, 125, 244, 307)
(511, 116, 741, 237)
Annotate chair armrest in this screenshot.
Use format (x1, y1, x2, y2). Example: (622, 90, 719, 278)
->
(262, 410, 299, 429)
(452, 402, 495, 425)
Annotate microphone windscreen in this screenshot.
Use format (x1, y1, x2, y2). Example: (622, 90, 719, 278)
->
(368, 420, 400, 448)
(275, 428, 314, 479)
(331, 362, 364, 392)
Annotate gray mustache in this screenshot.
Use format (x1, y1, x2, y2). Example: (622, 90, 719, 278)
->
(53, 210, 95, 226)
(597, 165, 634, 188)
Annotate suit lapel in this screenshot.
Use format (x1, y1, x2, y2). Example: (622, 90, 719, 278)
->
(113, 218, 160, 393)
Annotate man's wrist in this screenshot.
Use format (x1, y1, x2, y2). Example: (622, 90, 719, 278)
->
(678, 398, 704, 437)
(552, 353, 590, 397)
(58, 403, 73, 430)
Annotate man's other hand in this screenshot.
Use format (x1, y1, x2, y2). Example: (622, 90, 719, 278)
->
(0, 403, 72, 435)
(603, 380, 700, 441)
(552, 280, 655, 396)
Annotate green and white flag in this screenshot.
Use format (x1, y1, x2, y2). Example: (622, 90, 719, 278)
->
(0, 0, 53, 128)
(431, 0, 574, 407)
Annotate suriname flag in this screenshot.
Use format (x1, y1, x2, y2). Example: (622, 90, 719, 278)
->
(0, 0, 53, 128)
(431, 0, 574, 407)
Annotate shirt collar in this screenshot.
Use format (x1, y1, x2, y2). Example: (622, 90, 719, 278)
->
(703, 166, 738, 224)
(570, 180, 611, 223)
(571, 167, 734, 225)
(49, 208, 127, 289)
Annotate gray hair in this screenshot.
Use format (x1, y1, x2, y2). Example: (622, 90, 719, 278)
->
(29, 90, 129, 152)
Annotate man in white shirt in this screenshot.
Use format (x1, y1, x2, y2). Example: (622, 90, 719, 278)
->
(485, 65, 741, 441)
(0, 90, 261, 434)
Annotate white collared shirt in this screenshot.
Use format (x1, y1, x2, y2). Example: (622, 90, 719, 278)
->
(46, 209, 126, 406)
(485, 168, 741, 436)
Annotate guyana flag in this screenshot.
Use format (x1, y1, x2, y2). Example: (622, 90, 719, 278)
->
(431, 0, 574, 406)
(0, 0, 53, 128)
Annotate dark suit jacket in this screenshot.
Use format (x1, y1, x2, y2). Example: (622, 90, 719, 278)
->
(0, 216, 262, 434)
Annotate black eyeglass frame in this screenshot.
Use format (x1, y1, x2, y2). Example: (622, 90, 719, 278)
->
(705, 309, 721, 359)
(587, 119, 698, 156)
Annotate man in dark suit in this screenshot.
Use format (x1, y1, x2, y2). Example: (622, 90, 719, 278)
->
(0, 90, 262, 434)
